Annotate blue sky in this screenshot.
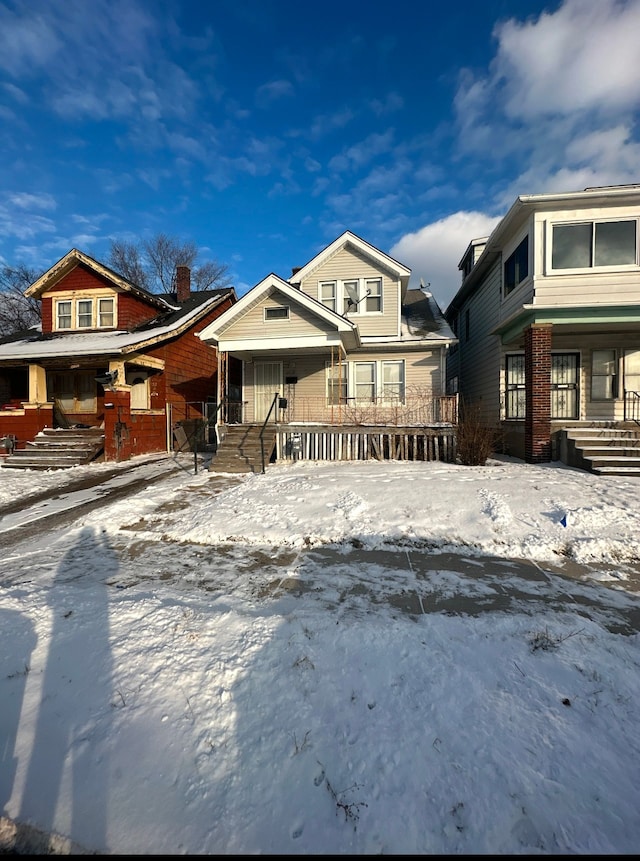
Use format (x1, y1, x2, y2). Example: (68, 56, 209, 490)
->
(1, 0, 640, 311)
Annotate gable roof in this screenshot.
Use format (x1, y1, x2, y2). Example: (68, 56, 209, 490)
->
(0, 291, 234, 363)
(288, 231, 411, 294)
(25, 248, 173, 311)
(198, 273, 357, 344)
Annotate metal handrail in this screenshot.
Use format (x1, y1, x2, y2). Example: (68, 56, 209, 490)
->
(624, 389, 640, 426)
(259, 392, 280, 474)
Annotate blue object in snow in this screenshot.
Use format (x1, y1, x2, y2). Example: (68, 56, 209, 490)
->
(560, 514, 567, 528)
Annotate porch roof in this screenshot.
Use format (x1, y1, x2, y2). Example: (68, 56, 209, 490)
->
(492, 303, 640, 345)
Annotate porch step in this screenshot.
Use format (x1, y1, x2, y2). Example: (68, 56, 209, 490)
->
(560, 426, 640, 477)
(1, 427, 105, 470)
(209, 424, 275, 474)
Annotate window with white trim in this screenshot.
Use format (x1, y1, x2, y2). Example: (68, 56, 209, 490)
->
(364, 278, 382, 312)
(353, 360, 406, 404)
(78, 299, 93, 328)
(264, 305, 290, 321)
(382, 360, 404, 402)
(54, 296, 117, 331)
(99, 298, 115, 327)
(319, 281, 337, 312)
(551, 219, 637, 270)
(317, 278, 384, 316)
(56, 300, 72, 329)
(355, 362, 376, 402)
(591, 349, 617, 400)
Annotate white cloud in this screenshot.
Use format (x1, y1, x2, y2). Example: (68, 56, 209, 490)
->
(494, 0, 640, 120)
(9, 192, 56, 211)
(255, 79, 294, 108)
(390, 211, 502, 311)
(455, 0, 640, 176)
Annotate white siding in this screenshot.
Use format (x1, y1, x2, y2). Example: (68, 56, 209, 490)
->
(532, 205, 640, 308)
(456, 258, 503, 425)
(299, 245, 400, 338)
(224, 290, 334, 339)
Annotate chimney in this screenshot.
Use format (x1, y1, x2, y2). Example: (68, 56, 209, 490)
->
(176, 265, 190, 302)
(291, 266, 302, 288)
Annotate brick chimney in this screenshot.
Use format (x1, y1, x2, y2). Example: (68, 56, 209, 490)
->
(176, 265, 191, 303)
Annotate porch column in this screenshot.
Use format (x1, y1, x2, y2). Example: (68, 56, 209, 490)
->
(524, 323, 552, 463)
(103, 388, 132, 462)
(28, 364, 48, 404)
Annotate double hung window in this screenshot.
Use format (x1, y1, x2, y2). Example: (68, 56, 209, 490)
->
(317, 278, 383, 315)
(591, 350, 617, 400)
(326, 362, 347, 405)
(54, 296, 116, 330)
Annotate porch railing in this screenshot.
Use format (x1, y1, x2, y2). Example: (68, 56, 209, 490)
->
(624, 389, 640, 426)
(274, 391, 457, 427)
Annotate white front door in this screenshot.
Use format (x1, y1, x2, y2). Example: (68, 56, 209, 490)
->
(254, 362, 282, 422)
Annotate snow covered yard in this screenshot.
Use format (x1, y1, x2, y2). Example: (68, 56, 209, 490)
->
(1, 454, 640, 854)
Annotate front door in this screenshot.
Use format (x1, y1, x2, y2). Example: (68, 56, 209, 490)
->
(254, 362, 282, 422)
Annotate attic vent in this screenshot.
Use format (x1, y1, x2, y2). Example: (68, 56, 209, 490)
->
(264, 306, 290, 321)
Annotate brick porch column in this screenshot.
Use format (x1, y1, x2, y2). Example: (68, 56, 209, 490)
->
(524, 323, 552, 463)
(103, 389, 132, 462)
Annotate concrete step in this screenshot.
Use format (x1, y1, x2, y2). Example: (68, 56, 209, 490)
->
(579, 445, 640, 457)
(566, 428, 640, 440)
(1, 428, 105, 470)
(584, 455, 640, 470)
(209, 425, 274, 473)
(592, 466, 640, 476)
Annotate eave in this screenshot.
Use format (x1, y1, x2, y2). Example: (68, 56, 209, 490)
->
(492, 303, 640, 345)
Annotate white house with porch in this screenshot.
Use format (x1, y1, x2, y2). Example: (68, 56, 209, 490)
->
(445, 184, 640, 475)
(198, 231, 458, 471)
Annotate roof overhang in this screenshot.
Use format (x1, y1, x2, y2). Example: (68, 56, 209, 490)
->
(447, 185, 640, 316)
(198, 273, 358, 346)
(288, 231, 411, 297)
(492, 303, 640, 345)
(25, 248, 172, 310)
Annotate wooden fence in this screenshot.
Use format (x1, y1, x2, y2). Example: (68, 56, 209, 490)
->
(274, 424, 457, 464)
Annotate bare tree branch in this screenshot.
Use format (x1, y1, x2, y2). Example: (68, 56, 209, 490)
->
(108, 241, 150, 291)
(108, 234, 232, 294)
(0, 265, 43, 337)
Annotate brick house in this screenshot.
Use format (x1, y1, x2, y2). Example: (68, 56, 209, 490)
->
(0, 248, 237, 464)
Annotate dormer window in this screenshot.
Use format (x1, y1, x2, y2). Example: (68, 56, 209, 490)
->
(78, 299, 93, 328)
(56, 300, 72, 329)
(99, 298, 115, 327)
(54, 296, 116, 331)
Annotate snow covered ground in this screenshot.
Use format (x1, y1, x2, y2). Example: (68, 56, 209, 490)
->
(1, 453, 640, 854)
